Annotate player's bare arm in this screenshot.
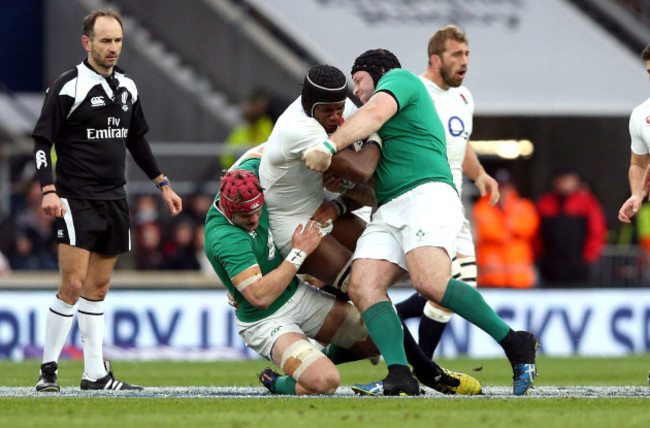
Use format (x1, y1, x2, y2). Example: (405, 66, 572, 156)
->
(328, 142, 381, 184)
(619, 152, 650, 223)
(462, 144, 499, 205)
(330, 92, 396, 152)
(302, 92, 396, 172)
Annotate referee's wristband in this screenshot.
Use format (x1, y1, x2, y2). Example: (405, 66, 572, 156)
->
(42, 190, 57, 196)
(156, 176, 170, 189)
(285, 248, 307, 271)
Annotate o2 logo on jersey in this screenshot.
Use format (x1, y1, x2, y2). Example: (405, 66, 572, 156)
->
(448, 116, 465, 137)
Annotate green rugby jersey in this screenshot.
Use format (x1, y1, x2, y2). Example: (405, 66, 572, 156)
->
(204, 157, 298, 322)
(373, 68, 455, 206)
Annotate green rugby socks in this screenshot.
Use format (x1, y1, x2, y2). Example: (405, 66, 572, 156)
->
(362, 301, 409, 367)
(323, 344, 362, 365)
(441, 278, 510, 341)
(271, 375, 297, 395)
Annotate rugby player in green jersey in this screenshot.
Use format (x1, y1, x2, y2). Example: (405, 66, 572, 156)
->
(303, 49, 538, 396)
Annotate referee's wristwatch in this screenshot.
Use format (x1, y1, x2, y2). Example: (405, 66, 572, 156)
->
(156, 176, 170, 189)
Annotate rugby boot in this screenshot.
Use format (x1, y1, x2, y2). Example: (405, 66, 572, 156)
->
(36, 361, 60, 392)
(258, 367, 281, 393)
(505, 331, 539, 395)
(381, 365, 422, 396)
(80, 360, 143, 391)
(421, 366, 482, 395)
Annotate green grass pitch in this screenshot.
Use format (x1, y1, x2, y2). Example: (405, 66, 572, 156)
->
(1, 355, 649, 428)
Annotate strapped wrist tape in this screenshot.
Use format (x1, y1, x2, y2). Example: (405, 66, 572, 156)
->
(285, 248, 307, 270)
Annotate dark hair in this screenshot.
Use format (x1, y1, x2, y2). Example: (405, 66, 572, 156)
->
(83, 9, 123, 40)
(642, 44, 650, 61)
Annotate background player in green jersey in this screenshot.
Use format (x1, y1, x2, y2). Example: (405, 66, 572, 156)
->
(303, 49, 538, 396)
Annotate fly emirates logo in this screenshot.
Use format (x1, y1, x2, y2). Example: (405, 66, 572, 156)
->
(86, 117, 128, 140)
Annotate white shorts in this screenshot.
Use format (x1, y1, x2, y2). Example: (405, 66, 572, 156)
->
(236, 281, 336, 359)
(353, 182, 463, 270)
(352, 206, 372, 223)
(270, 216, 333, 257)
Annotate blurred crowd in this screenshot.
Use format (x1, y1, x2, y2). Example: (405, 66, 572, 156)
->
(0, 161, 623, 288)
(2, 85, 649, 288)
(4, 160, 650, 288)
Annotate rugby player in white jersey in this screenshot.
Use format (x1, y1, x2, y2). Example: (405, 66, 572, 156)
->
(395, 25, 499, 358)
(259, 64, 379, 293)
(619, 44, 650, 223)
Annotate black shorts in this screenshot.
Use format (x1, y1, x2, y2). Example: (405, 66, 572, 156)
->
(55, 198, 131, 255)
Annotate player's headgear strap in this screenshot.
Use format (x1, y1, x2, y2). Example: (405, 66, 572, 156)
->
(219, 170, 264, 222)
(301, 65, 348, 117)
(351, 49, 401, 87)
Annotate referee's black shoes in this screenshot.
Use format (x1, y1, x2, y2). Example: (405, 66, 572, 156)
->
(80, 360, 144, 391)
(36, 361, 61, 392)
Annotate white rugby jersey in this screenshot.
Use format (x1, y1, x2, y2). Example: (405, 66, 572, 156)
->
(419, 76, 474, 196)
(629, 97, 650, 155)
(259, 97, 357, 220)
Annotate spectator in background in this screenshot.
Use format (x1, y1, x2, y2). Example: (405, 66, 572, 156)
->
(473, 169, 539, 288)
(132, 193, 161, 226)
(134, 221, 164, 270)
(162, 216, 200, 270)
(131, 194, 165, 270)
(186, 192, 214, 226)
(536, 167, 607, 287)
(9, 230, 58, 271)
(222, 88, 275, 169)
(13, 178, 58, 266)
(0, 250, 12, 275)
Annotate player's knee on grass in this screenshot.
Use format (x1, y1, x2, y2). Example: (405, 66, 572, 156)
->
(300, 363, 340, 395)
(281, 339, 337, 394)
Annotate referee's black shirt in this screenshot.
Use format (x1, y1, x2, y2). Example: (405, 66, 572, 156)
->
(33, 59, 160, 200)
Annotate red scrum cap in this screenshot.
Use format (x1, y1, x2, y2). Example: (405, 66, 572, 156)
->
(219, 170, 264, 221)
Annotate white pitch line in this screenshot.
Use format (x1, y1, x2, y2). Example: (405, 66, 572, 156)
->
(1, 386, 648, 398)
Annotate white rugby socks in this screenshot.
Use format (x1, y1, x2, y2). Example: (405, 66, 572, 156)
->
(42, 295, 75, 364)
(77, 297, 107, 380)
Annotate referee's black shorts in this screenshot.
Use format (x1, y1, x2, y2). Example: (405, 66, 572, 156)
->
(55, 198, 130, 255)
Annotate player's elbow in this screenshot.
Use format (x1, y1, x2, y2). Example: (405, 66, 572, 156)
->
(357, 167, 375, 183)
(241, 286, 274, 309)
(246, 294, 273, 309)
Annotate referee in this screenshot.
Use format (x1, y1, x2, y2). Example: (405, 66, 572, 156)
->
(33, 9, 182, 392)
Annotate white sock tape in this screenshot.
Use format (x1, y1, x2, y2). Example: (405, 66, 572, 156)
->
(423, 302, 453, 323)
